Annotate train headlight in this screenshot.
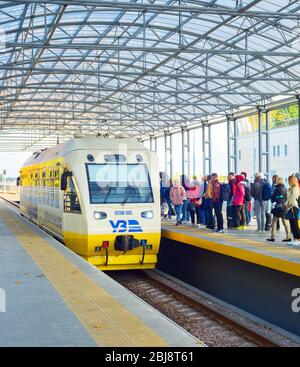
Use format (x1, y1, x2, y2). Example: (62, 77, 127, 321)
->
(141, 210, 153, 219)
(94, 211, 107, 220)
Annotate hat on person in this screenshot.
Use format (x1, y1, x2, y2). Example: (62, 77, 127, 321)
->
(255, 172, 264, 179)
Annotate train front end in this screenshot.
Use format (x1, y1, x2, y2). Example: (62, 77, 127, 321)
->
(63, 139, 161, 270)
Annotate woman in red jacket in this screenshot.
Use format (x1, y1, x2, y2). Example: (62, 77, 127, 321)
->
(232, 174, 246, 229)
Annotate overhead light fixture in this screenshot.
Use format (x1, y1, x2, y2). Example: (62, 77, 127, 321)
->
(226, 54, 235, 63)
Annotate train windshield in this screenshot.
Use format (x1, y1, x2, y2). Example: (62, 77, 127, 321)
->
(86, 163, 154, 204)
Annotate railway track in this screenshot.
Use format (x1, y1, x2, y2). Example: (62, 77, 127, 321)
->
(2, 197, 298, 347)
(109, 269, 299, 347)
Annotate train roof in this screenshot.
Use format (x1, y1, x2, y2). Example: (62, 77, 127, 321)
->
(22, 136, 148, 167)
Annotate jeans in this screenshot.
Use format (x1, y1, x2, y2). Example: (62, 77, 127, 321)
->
(181, 200, 189, 222)
(212, 200, 224, 230)
(167, 199, 172, 219)
(174, 204, 183, 223)
(197, 206, 206, 225)
(254, 200, 267, 231)
(265, 201, 272, 230)
(245, 201, 251, 225)
(206, 198, 215, 229)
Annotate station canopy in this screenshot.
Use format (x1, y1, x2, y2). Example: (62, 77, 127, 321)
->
(0, 0, 300, 150)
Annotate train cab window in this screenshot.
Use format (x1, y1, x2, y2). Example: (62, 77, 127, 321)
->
(63, 176, 81, 214)
(86, 163, 154, 204)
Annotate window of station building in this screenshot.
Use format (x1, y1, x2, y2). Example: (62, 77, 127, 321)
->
(238, 150, 241, 161)
(284, 145, 288, 157)
(273, 146, 276, 157)
(277, 145, 280, 157)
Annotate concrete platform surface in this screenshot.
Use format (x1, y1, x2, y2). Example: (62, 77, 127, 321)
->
(0, 200, 201, 347)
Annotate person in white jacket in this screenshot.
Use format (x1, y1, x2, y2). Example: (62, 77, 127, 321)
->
(286, 175, 300, 246)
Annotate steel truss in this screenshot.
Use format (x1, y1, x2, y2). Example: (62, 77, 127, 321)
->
(0, 1, 299, 150)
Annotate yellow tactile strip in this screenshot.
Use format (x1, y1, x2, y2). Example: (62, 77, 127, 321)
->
(162, 226, 300, 277)
(0, 206, 167, 347)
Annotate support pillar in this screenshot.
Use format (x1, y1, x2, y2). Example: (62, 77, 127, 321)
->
(297, 96, 300, 172)
(257, 106, 263, 173)
(202, 123, 211, 176)
(150, 136, 157, 152)
(165, 132, 172, 179)
(227, 115, 238, 174)
(181, 127, 190, 178)
(263, 110, 270, 180)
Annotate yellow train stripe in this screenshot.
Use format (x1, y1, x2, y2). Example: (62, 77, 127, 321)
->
(0, 205, 167, 347)
(162, 228, 300, 277)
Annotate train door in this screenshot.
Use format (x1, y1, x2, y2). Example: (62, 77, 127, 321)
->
(61, 171, 86, 253)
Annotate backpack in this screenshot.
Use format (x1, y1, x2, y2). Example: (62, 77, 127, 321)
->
(262, 181, 272, 201)
(219, 183, 229, 202)
(244, 185, 251, 202)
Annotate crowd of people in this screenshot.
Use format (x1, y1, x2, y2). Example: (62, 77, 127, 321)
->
(160, 172, 300, 246)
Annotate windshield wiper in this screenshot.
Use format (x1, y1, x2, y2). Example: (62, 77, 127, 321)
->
(121, 193, 130, 206)
(103, 186, 112, 204)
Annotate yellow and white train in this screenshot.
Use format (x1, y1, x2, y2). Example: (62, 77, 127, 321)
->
(19, 135, 161, 270)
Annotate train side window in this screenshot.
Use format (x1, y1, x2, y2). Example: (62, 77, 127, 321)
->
(64, 176, 81, 214)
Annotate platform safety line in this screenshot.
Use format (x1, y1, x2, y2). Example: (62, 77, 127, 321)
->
(162, 229, 300, 277)
(164, 225, 300, 257)
(0, 207, 168, 347)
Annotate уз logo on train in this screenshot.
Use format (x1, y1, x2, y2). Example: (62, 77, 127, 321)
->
(109, 219, 143, 233)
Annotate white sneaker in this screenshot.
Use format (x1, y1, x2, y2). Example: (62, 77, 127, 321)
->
(291, 241, 300, 248)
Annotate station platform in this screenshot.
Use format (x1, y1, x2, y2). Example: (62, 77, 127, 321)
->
(0, 200, 201, 347)
(162, 223, 300, 277)
(159, 223, 300, 338)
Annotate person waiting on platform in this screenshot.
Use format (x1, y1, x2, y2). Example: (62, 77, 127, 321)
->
(286, 175, 300, 246)
(204, 175, 214, 230)
(226, 172, 236, 229)
(251, 172, 267, 233)
(170, 179, 186, 226)
(161, 199, 169, 222)
(232, 174, 246, 229)
(267, 177, 291, 242)
(241, 171, 252, 226)
(272, 175, 280, 231)
(211, 173, 224, 233)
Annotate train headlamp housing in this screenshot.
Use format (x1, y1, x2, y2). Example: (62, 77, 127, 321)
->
(141, 210, 153, 219)
(94, 211, 107, 220)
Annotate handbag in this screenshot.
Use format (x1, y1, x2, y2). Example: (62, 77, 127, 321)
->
(195, 197, 202, 207)
(285, 206, 299, 220)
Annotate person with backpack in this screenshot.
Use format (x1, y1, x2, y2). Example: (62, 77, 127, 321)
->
(211, 173, 224, 233)
(170, 179, 186, 226)
(241, 171, 251, 225)
(251, 172, 267, 233)
(266, 177, 290, 242)
(232, 174, 246, 229)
